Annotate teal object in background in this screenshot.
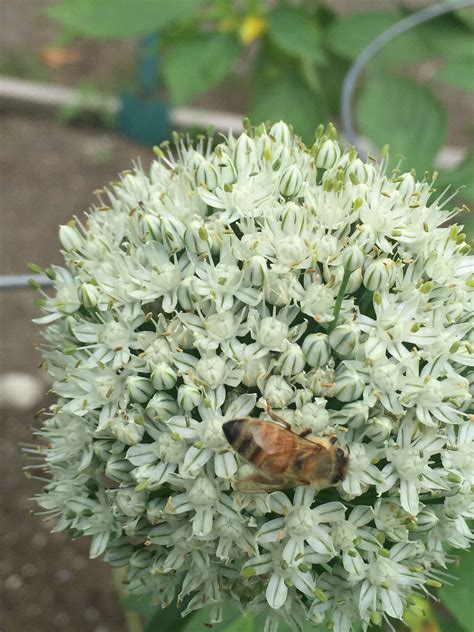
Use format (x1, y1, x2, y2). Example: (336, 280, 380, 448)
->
(117, 34, 170, 146)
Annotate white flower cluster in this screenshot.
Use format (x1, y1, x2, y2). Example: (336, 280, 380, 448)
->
(31, 122, 473, 631)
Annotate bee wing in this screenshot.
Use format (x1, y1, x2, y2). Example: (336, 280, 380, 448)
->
(266, 439, 329, 483)
(234, 471, 298, 494)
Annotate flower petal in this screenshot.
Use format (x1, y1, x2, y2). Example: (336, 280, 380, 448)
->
(400, 479, 419, 515)
(269, 492, 292, 515)
(266, 573, 288, 610)
(306, 527, 335, 555)
(214, 451, 237, 479)
(380, 588, 404, 619)
(257, 518, 286, 544)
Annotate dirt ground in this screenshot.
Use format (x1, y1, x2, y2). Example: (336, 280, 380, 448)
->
(0, 113, 154, 632)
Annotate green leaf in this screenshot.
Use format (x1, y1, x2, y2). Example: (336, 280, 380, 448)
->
(438, 548, 474, 631)
(267, 8, 325, 64)
(420, 17, 474, 59)
(325, 11, 433, 66)
(144, 603, 189, 632)
(250, 73, 327, 144)
(221, 616, 253, 632)
(179, 605, 240, 632)
(437, 58, 474, 91)
(433, 604, 468, 632)
(163, 33, 240, 105)
(47, 0, 204, 39)
(463, 213, 474, 240)
(455, 6, 474, 30)
(437, 149, 474, 205)
(122, 593, 156, 618)
(356, 74, 446, 173)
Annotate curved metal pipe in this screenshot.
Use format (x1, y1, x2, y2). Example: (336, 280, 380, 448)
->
(341, 0, 474, 152)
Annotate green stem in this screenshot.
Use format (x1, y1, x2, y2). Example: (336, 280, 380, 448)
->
(328, 268, 351, 333)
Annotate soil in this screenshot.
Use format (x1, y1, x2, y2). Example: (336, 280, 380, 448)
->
(0, 113, 153, 632)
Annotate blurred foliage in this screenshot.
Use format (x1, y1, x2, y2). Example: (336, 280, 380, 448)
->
(0, 51, 52, 81)
(438, 547, 474, 631)
(46, 0, 474, 207)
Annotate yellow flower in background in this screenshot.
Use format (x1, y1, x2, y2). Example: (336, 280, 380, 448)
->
(239, 15, 267, 45)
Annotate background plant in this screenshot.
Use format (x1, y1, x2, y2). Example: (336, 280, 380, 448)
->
(46, 1, 474, 208)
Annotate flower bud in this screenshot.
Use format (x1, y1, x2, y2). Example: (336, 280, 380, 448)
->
(151, 363, 177, 391)
(195, 159, 219, 190)
(279, 165, 303, 198)
(414, 508, 438, 532)
(270, 121, 291, 145)
(59, 224, 83, 252)
(160, 216, 185, 252)
(365, 415, 392, 442)
(233, 133, 258, 172)
(352, 224, 376, 253)
(334, 401, 369, 427)
(146, 391, 179, 421)
(242, 356, 269, 387)
(315, 140, 341, 169)
(103, 542, 134, 567)
(109, 414, 145, 445)
(116, 488, 147, 517)
(301, 285, 334, 320)
(329, 323, 360, 356)
(333, 368, 365, 402)
(177, 383, 202, 411)
(370, 363, 398, 392)
(144, 213, 161, 240)
(78, 283, 99, 308)
(188, 476, 219, 507)
(278, 342, 306, 376)
(307, 367, 335, 397)
(363, 258, 393, 291)
(302, 333, 331, 367)
(300, 402, 330, 433)
(397, 172, 416, 201)
(244, 255, 268, 286)
(105, 454, 133, 482)
(177, 278, 195, 311)
(184, 221, 211, 257)
(205, 312, 236, 341)
(127, 376, 154, 404)
(316, 235, 339, 262)
(255, 317, 289, 351)
(196, 355, 227, 388)
(347, 268, 363, 293)
(342, 245, 364, 272)
(263, 375, 293, 407)
(214, 151, 237, 185)
(345, 158, 375, 184)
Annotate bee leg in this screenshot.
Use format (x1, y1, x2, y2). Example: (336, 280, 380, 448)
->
(299, 428, 313, 438)
(264, 400, 291, 429)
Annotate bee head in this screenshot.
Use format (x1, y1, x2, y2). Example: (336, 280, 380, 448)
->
(332, 444, 350, 484)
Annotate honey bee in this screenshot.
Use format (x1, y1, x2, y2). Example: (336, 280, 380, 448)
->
(223, 408, 349, 493)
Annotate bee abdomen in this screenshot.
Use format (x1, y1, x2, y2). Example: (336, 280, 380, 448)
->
(223, 419, 264, 463)
(222, 419, 243, 446)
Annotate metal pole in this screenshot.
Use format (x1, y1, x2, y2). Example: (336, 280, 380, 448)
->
(0, 274, 53, 290)
(341, 0, 474, 152)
